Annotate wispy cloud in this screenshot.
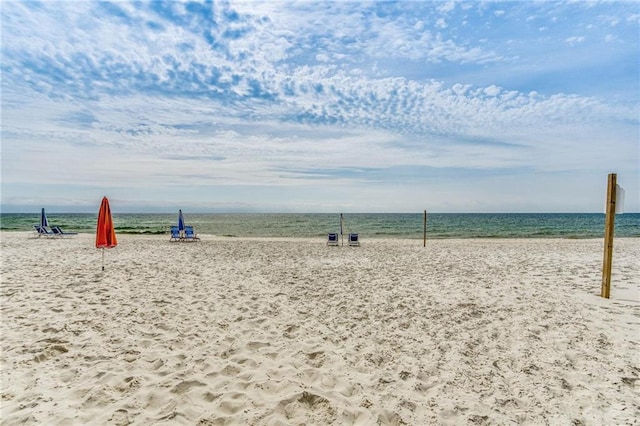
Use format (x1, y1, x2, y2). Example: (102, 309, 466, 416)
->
(565, 36, 586, 45)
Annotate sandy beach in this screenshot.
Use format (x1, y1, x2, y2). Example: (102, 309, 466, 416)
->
(1, 232, 638, 425)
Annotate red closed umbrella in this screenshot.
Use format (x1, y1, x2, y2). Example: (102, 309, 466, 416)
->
(96, 197, 117, 270)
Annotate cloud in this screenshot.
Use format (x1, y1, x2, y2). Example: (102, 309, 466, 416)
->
(437, 2, 456, 14)
(1, 0, 638, 212)
(565, 36, 586, 46)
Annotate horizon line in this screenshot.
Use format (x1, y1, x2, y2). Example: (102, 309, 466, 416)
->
(2, 211, 637, 215)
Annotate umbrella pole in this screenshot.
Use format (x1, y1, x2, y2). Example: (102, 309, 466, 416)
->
(102, 248, 105, 271)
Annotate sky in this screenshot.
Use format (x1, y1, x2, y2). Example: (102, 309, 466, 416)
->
(1, 1, 638, 213)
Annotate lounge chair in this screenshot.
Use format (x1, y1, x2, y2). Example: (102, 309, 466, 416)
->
(327, 233, 339, 246)
(170, 226, 181, 242)
(185, 225, 200, 242)
(51, 226, 77, 237)
(348, 233, 360, 246)
(33, 225, 56, 237)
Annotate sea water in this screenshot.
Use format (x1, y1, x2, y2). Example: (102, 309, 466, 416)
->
(1, 213, 638, 239)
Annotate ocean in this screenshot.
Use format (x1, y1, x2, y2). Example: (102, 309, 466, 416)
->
(1, 213, 638, 239)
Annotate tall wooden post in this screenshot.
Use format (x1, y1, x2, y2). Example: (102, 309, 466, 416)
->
(423, 210, 427, 247)
(601, 173, 617, 298)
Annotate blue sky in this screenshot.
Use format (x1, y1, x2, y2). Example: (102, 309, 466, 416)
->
(1, 1, 638, 213)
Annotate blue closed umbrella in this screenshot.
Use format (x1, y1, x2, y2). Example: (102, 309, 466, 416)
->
(41, 208, 49, 228)
(178, 209, 185, 233)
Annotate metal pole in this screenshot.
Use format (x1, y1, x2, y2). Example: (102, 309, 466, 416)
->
(423, 210, 427, 247)
(601, 173, 617, 298)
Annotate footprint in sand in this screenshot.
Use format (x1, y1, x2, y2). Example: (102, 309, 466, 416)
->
(245, 341, 270, 350)
(283, 324, 299, 338)
(219, 364, 242, 377)
(116, 376, 143, 394)
(109, 409, 130, 425)
(33, 344, 69, 363)
(171, 380, 206, 395)
(216, 392, 247, 415)
(281, 391, 337, 423)
(306, 351, 326, 368)
(123, 350, 140, 363)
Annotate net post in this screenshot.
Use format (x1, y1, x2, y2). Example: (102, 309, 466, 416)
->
(601, 173, 617, 298)
(423, 210, 427, 247)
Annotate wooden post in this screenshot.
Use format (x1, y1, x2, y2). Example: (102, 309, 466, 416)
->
(601, 173, 617, 298)
(423, 210, 427, 247)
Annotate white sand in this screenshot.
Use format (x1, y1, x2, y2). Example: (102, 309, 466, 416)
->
(1, 232, 638, 425)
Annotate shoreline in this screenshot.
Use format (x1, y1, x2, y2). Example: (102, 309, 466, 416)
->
(1, 232, 638, 424)
(7, 230, 640, 239)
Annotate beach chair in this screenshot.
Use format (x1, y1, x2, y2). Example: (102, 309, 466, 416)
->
(185, 225, 200, 242)
(348, 233, 360, 246)
(33, 225, 56, 238)
(51, 226, 77, 237)
(170, 226, 181, 242)
(327, 233, 339, 246)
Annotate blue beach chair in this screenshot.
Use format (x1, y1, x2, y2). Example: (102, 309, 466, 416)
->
(33, 225, 56, 238)
(185, 225, 200, 242)
(170, 226, 181, 242)
(51, 226, 77, 237)
(327, 233, 339, 246)
(348, 233, 360, 246)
